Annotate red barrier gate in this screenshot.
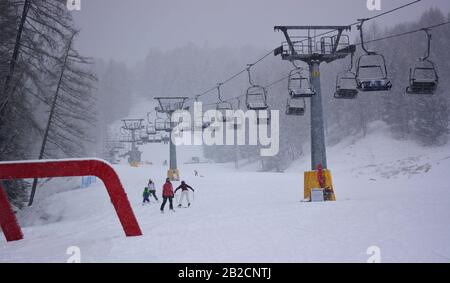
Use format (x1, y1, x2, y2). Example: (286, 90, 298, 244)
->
(0, 158, 142, 242)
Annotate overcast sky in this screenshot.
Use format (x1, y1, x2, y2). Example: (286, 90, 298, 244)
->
(72, 0, 450, 66)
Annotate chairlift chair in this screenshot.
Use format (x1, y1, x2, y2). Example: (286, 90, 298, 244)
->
(245, 89, 271, 125)
(146, 124, 156, 135)
(164, 119, 172, 132)
(335, 72, 358, 99)
(406, 65, 438, 94)
(356, 19, 392, 92)
(406, 29, 439, 95)
(246, 86, 269, 110)
(245, 65, 269, 110)
(286, 97, 306, 116)
(288, 69, 315, 98)
(216, 101, 233, 111)
(154, 118, 165, 131)
(148, 133, 162, 144)
(215, 84, 234, 123)
(154, 133, 162, 143)
(356, 54, 392, 92)
(216, 101, 233, 123)
(334, 51, 358, 99)
(155, 118, 171, 132)
(245, 65, 270, 124)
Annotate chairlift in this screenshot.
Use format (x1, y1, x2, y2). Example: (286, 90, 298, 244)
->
(148, 133, 162, 144)
(215, 84, 233, 122)
(286, 97, 306, 116)
(406, 29, 439, 95)
(335, 73, 359, 99)
(155, 118, 171, 132)
(245, 65, 269, 111)
(356, 19, 392, 92)
(146, 123, 156, 135)
(246, 86, 269, 110)
(153, 133, 162, 143)
(288, 68, 315, 98)
(335, 53, 358, 99)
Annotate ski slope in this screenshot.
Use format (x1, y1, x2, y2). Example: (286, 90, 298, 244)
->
(1, 122, 450, 262)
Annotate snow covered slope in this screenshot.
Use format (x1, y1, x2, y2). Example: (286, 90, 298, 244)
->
(1, 122, 449, 262)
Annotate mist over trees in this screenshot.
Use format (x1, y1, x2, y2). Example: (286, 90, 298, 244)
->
(0, 0, 96, 208)
(126, 8, 449, 171)
(322, 8, 450, 147)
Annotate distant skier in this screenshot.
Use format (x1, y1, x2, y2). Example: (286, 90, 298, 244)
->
(142, 187, 151, 205)
(194, 170, 198, 176)
(147, 178, 159, 202)
(174, 181, 195, 208)
(160, 178, 175, 213)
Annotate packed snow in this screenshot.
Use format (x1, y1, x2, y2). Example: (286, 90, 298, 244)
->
(1, 121, 449, 262)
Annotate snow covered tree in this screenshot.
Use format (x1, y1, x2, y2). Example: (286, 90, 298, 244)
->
(0, 0, 97, 207)
(412, 96, 449, 146)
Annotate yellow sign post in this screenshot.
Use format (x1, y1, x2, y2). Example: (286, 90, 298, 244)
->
(168, 169, 180, 181)
(304, 169, 336, 201)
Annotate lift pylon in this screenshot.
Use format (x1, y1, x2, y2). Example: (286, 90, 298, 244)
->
(154, 97, 189, 181)
(275, 25, 355, 201)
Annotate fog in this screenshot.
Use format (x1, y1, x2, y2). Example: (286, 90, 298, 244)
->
(73, 0, 450, 66)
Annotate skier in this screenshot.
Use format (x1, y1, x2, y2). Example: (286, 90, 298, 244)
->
(142, 187, 150, 205)
(174, 181, 195, 208)
(194, 170, 198, 177)
(147, 178, 159, 202)
(160, 178, 175, 213)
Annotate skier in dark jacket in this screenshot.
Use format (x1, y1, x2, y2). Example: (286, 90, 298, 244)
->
(160, 178, 175, 213)
(174, 181, 195, 208)
(142, 187, 150, 205)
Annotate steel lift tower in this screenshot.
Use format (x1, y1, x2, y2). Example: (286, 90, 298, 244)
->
(274, 26, 355, 201)
(154, 97, 189, 181)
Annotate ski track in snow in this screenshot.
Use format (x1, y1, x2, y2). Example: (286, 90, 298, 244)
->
(1, 122, 450, 262)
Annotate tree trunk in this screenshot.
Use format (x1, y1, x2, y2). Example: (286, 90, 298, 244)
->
(28, 33, 75, 206)
(0, 0, 31, 117)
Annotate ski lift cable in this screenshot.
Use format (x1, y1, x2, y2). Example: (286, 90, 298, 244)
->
(355, 20, 450, 47)
(202, 74, 291, 107)
(208, 15, 449, 106)
(293, 0, 423, 48)
(187, 0, 424, 105)
(188, 48, 276, 103)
